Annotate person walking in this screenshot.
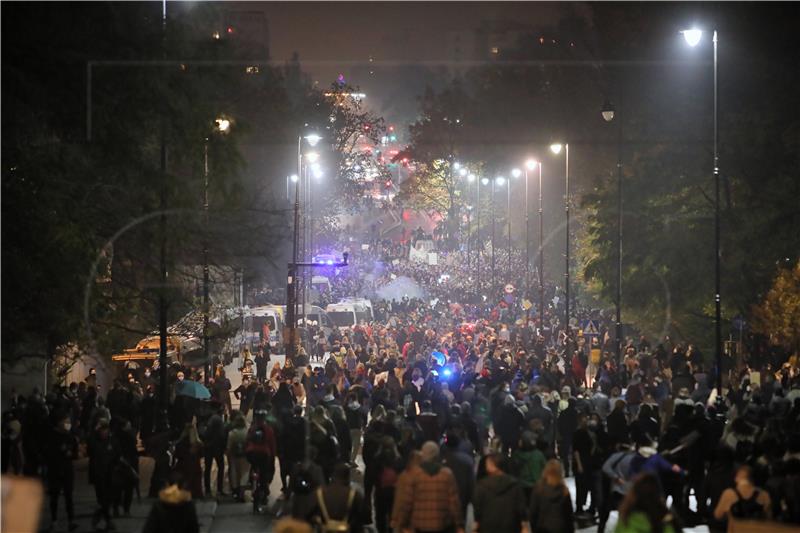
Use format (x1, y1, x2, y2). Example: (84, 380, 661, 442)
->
(713, 465, 772, 525)
(306, 463, 366, 533)
(472, 453, 528, 533)
(392, 441, 465, 533)
(614, 473, 678, 533)
(87, 418, 119, 531)
(225, 412, 249, 501)
(345, 393, 366, 465)
(142, 476, 200, 533)
(44, 413, 78, 531)
(202, 402, 227, 498)
(529, 459, 575, 533)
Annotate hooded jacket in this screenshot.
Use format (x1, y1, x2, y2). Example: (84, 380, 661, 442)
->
(393, 462, 463, 532)
(473, 473, 527, 533)
(529, 483, 575, 533)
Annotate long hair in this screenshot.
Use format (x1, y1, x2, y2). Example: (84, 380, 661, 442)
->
(618, 473, 670, 533)
(537, 459, 569, 496)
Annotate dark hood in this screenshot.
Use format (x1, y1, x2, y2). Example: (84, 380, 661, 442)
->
(482, 473, 519, 495)
(420, 461, 443, 476)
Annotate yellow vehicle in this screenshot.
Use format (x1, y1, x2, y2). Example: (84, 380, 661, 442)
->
(111, 335, 188, 364)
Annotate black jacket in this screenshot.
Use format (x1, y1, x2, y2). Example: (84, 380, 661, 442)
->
(529, 483, 575, 533)
(306, 482, 366, 533)
(473, 473, 527, 533)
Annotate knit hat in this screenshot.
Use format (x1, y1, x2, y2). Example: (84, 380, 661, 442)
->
(420, 441, 440, 462)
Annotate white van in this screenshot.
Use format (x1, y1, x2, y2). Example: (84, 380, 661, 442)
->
(325, 301, 373, 328)
(244, 305, 284, 351)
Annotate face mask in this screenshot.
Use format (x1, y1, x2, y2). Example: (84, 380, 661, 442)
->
(63, 423, 72, 432)
(178, 376, 185, 382)
(588, 421, 599, 430)
(145, 372, 151, 377)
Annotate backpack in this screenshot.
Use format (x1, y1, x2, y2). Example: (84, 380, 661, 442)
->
(248, 426, 266, 445)
(730, 488, 766, 520)
(316, 487, 355, 533)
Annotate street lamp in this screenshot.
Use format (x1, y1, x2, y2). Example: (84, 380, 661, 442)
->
(601, 101, 616, 123)
(602, 98, 624, 364)
(681, 28, 703, 47)
(304, 133, 322, 147)
(682, 26, 722, 398)
(551, 142, 570, 335)
(287, 132, 323, 361)
(202, 116, 232, 385)
(522, 159, 538, 310)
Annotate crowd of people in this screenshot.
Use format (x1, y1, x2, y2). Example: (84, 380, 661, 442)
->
(3, 233, 800, 533)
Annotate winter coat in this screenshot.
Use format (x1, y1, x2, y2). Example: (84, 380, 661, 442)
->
(393, 462, 464, 532)
(441, 447, 475, 513)
(473, 473, 528, 533)
(142, 484, 200, 533)
(44, 427, 77, 487)
(529, 483, 575, 533)
(510, 448, 546, 488)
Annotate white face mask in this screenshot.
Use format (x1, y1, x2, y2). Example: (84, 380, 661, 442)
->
(63, 423, 72, 432)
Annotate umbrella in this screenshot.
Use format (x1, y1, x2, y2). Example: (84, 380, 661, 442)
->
(175, 379, 211, 400)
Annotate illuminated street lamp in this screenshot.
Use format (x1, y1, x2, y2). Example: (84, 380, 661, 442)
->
(551, 142, 570, 334)
(681, 28, 703, 47)
(304, 133, 322, 146)
(602, 97, 623, 364)
(202, 116, 232, 384)
(682, 25, 722, 399)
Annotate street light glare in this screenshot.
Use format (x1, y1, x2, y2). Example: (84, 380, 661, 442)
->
(481, 177, 490, 185)
(312, 164, 323, 179)
(511, 168, 522, 178)
(682, 28, 703, 47)
(290, 174, 299, 183)
(467, 173, 476, 182)
(304, 133, 322, 146)
(525, 159, 538, 170)
(601, 101, 616, 122)
(496, 176, 506, 186)
(305, 151, 320, 163)
(550, 143, 563, 155)
(453, 162, 461, 170)
(215, 118, 231, 132)
(458, 167, 468, 177)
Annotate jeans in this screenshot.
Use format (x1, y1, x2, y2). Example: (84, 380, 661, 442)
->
(350, 429, 362, 463)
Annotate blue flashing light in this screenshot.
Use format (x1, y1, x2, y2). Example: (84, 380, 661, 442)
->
(326, 260, 334, 265)
(442, 368, 452, 377)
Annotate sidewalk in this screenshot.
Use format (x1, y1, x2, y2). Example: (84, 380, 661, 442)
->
(38, 457, 217, 533)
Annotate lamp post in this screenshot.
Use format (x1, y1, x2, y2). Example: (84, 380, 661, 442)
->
(683, 27, 722, 397)
(510, 168, 521, 282)
(550, 142, 569, 334)
(202, 117, 231, 385)
(286, 133, 321, 362)
(536, 161, 544, 325)
(602, 98, 624, 365)
(465, 170, 475, 275)
(524, 159, 538, 310)
(489, 176, 506, 297)
(478, 176, 487, 300)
